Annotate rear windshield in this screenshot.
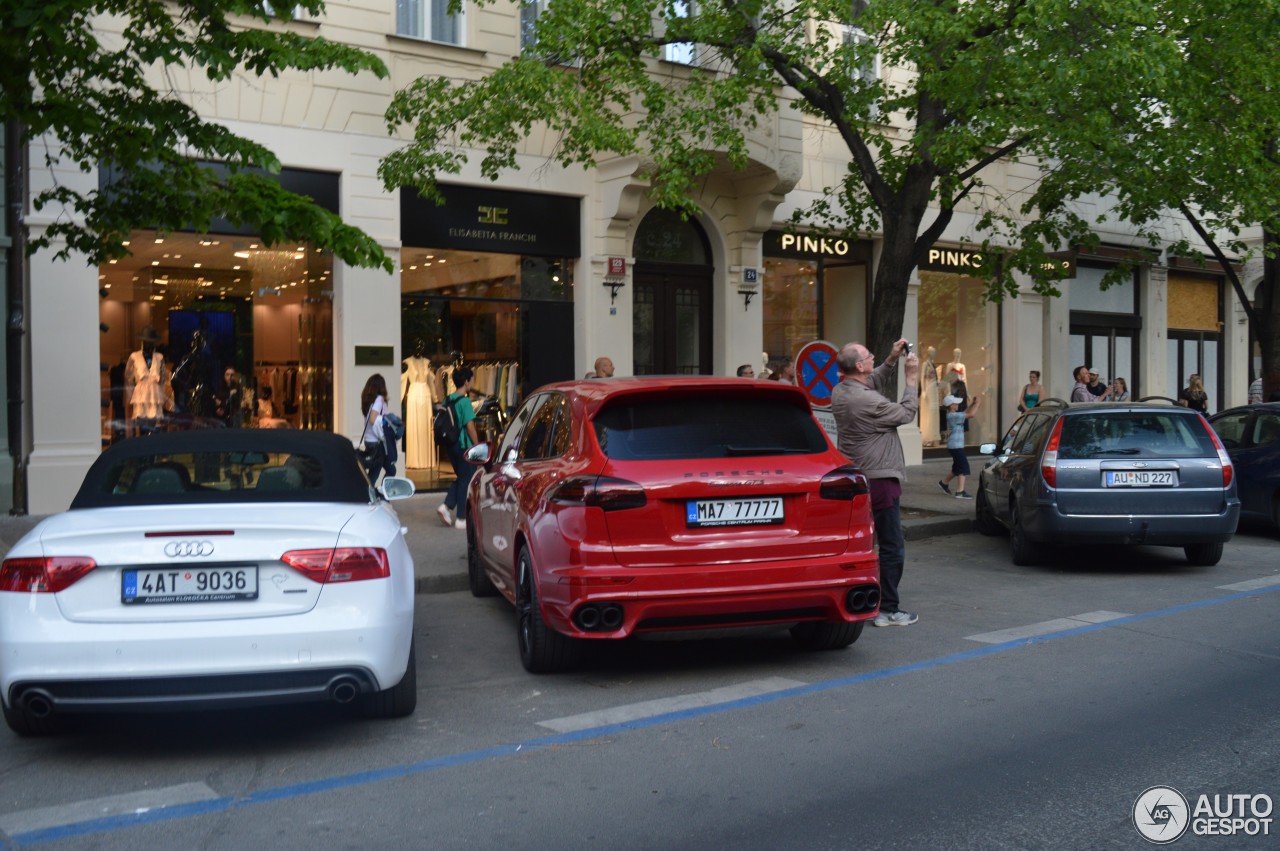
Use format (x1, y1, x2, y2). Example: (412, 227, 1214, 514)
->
(78, 451, 328, 504)
(592, 397, 829, 460)
(1058, 411, 1217, 459)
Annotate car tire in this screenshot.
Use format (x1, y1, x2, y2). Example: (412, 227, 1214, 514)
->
(2, 698, 57, 737)
(466, 519, 497, 598)
(1009, 503, 1041, 566)
(516, 546, 582, 673)
(1184, 541, 1224, 567)
(974, 486, 1004, 536)
(790, 619, 864, 650)
(362, 636, 418, 719)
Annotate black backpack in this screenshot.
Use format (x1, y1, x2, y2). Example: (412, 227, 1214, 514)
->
(433, 395, 462, 447)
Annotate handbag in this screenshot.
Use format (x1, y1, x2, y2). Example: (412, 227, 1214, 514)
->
(355, 406, 385, 468)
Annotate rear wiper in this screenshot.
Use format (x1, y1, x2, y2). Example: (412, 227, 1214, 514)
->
(1095, 448, 1142, 455)
(724, 445, 809, 456)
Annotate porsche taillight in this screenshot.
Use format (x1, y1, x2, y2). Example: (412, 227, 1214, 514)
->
(1200, 415, 1234, 488)
(819, 465, 870, 500)
(549, 476, 648, 510)
(0, 557, 97, 593)
(280, 548, 390, 583)
(1041, 418, 1065, 488)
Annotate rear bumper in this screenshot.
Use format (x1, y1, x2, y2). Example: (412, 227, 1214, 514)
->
(1025, 501, 1240, 546)
(538, 555, 880, 639)
(0, 595, 413, 715)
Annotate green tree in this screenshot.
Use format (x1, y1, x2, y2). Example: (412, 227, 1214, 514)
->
(381, 0, 1215, 358)
(1038, 3, 1280, 401)
(1, 1, 391, 270)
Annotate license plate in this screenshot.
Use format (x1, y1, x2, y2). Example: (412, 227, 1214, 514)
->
(122, 565, 258, 604)
(686, 497, 784, 527)
(1105, 471, 1177, 488)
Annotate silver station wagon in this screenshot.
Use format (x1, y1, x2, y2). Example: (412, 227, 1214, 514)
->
(975, 399, 1240, 566)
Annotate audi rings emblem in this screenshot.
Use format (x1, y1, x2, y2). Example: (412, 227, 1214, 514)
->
(163, 540, 215, 558)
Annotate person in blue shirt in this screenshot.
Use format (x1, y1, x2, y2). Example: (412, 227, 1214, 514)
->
(938, 393, 982, 499)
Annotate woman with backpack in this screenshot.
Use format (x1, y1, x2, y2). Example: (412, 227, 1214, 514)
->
(436, 366, 479, 530)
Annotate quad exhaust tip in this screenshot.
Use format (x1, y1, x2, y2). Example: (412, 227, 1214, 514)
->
(574, 602, 625, 632)
(845, 585, 881, 614)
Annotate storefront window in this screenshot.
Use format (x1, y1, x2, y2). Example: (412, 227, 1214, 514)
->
(1166, 273, 1222, 412)
(99, 230, 333, 449)
(917, 271, 999, 448)
(399, 247, 575, 490)
(762, 231, 871, 375)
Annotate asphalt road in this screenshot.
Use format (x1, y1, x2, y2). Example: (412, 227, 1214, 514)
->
(1, 523, 1277, 850)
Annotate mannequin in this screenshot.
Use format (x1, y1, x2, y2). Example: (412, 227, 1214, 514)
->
(400, 338, 436, 469)
(919, 346, 940, 445)
(946, 348, 967, 385)
(124, 326, 173, 433)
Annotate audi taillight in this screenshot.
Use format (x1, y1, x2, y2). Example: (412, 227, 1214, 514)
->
(280, 548, 390, 583)
(1199, 416, 1234, 488)
(1041, 418, 1065, 488)
(549, 476, 647, 510)
(0, 557, 97, 593)
(819, 465, 870, 500)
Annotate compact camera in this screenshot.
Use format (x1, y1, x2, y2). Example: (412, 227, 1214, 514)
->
(903, 341, 913, 355)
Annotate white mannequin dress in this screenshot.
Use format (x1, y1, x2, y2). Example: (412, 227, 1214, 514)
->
(400, 356, 436, 469)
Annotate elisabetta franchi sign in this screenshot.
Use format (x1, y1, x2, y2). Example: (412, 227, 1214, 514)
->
(401, 184, 581, 257)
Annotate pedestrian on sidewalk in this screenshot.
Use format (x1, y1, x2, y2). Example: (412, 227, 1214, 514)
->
(832, 338, 920, 628)
(436, 366, 479, 530)
(939, 393, 981, 499)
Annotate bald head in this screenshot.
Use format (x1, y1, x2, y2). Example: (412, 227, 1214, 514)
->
(593, 357, 615, 378)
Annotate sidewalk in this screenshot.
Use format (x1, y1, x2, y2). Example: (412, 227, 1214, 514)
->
(0, 458, 977, 595)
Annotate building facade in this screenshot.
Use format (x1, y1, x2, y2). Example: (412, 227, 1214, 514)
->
(8, 3, 1258, 513)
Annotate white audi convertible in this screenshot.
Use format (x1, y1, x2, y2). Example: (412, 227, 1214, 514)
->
(0, 430, 418, 735)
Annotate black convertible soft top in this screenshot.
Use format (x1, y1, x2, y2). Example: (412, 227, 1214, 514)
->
(71, 430, 373, 509)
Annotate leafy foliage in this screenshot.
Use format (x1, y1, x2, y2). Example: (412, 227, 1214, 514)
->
(382, 0, 1280, 358)
(1, 1, 391, 270)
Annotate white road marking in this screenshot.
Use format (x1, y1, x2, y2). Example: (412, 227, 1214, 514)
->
(0, 782, 220, 836)
(1217, 575, 1280, 592)
(538, 677, 806, 733)
(965, 611, 1131, 644)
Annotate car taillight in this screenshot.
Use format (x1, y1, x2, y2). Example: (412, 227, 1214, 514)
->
(819, 465, 870, 500)
(0, 557, 96, 593)
(1041, 418, 1065, 488)
(280, 548, 390, 583)
(1199, 416, 1234, 488)
(548, 476, 647, 510)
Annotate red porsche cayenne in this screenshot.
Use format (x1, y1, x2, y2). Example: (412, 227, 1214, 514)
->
(464, 377, 880, 672)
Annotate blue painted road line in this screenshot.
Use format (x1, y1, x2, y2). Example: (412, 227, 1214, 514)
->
(8, 583, 1279, 847)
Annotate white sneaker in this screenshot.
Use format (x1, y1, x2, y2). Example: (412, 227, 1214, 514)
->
(872, 610, 919, 627)
(453, 518, 467, 530)
(436, 504, 453, 527)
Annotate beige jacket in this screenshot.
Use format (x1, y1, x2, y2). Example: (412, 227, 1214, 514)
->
(830, 362, 918, 482)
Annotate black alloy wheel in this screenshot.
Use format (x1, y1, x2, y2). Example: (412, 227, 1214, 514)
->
(516, 546, 582, 673)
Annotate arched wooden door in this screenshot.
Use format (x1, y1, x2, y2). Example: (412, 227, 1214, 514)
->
(632, 209, 713, 375)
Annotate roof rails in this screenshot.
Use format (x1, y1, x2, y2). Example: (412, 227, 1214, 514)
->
(1033, 397, 1069, 408)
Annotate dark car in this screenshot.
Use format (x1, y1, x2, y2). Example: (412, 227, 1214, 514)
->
(463, 378, 881, 672)
(974, 399, 1239, 566)
(1208, 402, 1280, 532)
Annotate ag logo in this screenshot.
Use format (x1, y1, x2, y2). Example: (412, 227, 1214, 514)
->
(1134, 785, 1190, 844)
(163, 540, 215, 558)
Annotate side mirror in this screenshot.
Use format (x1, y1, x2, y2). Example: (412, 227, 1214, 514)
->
(979, 442, 997, 456)
(465, 442, 491, 465)
(379, 476, 416, 501)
